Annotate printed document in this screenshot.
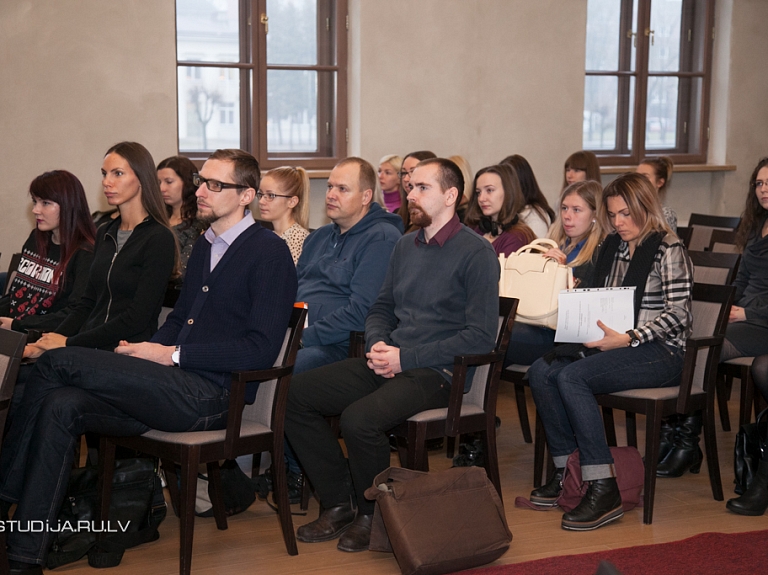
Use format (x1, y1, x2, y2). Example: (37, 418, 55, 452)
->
(554, 287, 635, 343)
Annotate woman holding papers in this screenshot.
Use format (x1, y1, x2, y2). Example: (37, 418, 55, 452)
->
(504, 180, 605, 366)
(526, 172, 693, 531)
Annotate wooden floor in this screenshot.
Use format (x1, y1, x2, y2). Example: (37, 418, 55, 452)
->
(56, 383, 768, 575)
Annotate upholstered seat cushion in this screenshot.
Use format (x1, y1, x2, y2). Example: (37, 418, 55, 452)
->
(141, 421, 271, 446)
(407, 405, 485, 423)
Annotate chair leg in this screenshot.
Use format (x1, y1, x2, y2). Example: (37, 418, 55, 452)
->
(703, 404, 724, 501)
(642, 403, 663, 525)
(533, 410, 546, 488)
(602, 407, 617, 447)
(514, 383, 533, 444)
(446, 436, 456, 458)
(206, 461, 228, 531)
(482, 428, 503, 503)
(625, 412, 637, 448)
(716, 373, 731, 431)
(179, 446, 200, 575)
(739, 366, 754, 427)
(162, 458, 181, 518)
(97, 437, 117, 537)
(270, 448, 298, 555)
(406, 423, 429, 472)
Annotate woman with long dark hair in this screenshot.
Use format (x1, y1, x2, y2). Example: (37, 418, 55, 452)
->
(0, 171, 96, 333)
(637, 156, 676, 232)
(26, 142, 177, 357)
(501, 154, 555, 237)
(158, 155, 207, 278)
(563, 150, 601, 190)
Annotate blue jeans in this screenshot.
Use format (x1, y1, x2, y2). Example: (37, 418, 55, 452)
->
(504, 323, 556, 367)
(527, 341, 683, 471)
(0, 347, 231, 565)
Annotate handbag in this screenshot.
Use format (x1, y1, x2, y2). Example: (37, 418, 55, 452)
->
(364, 466, 512, 575)
(734, 407, 768, 495)
(46, 458, 167, 569)
(499, 238, 573, 330)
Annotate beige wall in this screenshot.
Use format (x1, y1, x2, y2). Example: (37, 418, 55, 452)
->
(1, 0, 766, 259)
(0, 0, 177, 265)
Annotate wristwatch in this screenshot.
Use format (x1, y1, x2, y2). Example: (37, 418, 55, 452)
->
(172, 345, 181, 367)
(626, 330, 640, 348)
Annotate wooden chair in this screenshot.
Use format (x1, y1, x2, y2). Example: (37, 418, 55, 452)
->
(97, 306, 306, 575)
(688, 251, 740, 285)
(0, 329, 27, 575)
(501, 365, 533, 444)
(687, 214, 741, 252)
(596, 283, 734, 524)
(709, 229, 739, 253)
(388, 297, 518, 500)
(676, 226, 692, 249)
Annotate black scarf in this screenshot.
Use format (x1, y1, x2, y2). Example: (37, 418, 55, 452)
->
(542, 231, 665, 364)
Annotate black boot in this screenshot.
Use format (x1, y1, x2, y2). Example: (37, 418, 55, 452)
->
(561, 477, 623, 531)
(529, 468, 564, 507)
(657, 415, 677, 463)
(656, 413, 703, 478)
(726, 459, 768, 516)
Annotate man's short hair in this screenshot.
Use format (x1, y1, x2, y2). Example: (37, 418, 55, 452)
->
(335, 157, 377, 195)
(207, 149, 261, 192)
(416, 158, 464, 197)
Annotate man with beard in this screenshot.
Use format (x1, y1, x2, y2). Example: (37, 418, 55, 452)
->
(284, 158, 499, 553)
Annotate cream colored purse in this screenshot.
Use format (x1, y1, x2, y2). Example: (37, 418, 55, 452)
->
(498, 239, 574, 330)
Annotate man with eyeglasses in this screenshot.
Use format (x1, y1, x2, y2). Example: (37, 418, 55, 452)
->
(0, 149, 297, 574)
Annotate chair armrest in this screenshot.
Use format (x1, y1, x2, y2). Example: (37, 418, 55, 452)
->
(453, 351, 504, 367)
(232, 366, 293, 384)
(685, 335, 724, 349)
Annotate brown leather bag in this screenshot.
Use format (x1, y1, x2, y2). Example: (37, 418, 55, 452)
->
(364, 466, 512, 575)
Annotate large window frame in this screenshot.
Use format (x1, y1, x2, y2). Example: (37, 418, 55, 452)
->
(176, 0, 348, 169)
(584, 0, 715, 165)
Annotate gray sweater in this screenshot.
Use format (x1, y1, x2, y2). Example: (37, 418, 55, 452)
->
(365, 224, 499, 388)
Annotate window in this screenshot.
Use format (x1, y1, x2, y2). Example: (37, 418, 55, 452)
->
(583, 0, 715, 165)
(176, 0, 348, 169)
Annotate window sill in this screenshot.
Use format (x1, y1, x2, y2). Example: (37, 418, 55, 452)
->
(306, 170, 332, 179)
(601, 164, 736, 175)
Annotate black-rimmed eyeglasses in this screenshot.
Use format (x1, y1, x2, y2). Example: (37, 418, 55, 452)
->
(193, 173, 249, 192)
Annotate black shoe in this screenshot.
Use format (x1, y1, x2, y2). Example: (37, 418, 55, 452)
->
(296, 499, 356, 543)
(8, 560, 43, 575)
(657, 416, 677, 463)
(452, 438, 484, 467)
(337, 513, 373, 552)
(656, 413, 703, 478)
(561, 477, 623, 531)
(727, 459, 768, 516)
(529, 468, 564, 507)
(253, 465, 304, 505)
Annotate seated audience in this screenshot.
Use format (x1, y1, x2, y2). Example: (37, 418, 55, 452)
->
(158, 155, 207, 277)
(0, 171, 96, 334)
(378, 155, 402, 213)
(25, 142, 177, 357)
(527, 172, 692, 531)
(285, 158, 498, 552)
(464, 163, 535, 256)
(257, 166, 311, 265)
(397, 150, 437, 232)
(663, 158, 768, 478)
(636, 156, 677, 232)
(448, 154, 473, 222)
(501, 154, 555, 237)
(0, 148, 297, 574)
(504, 180, 605, 366)
(563, 150, 601, 190)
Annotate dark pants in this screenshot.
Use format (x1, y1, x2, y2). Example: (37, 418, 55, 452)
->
(285, 358, 450, 515)
(0, 347, 230, 565)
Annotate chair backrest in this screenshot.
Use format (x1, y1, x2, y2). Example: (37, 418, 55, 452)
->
(682, 283, 734, 406)
(463, 297, 519, 409)
(676, 226, 692, 249)
(689, 251, 741, 285)
(0, 330, 27, 434)
(688, 213, 741, 229)
(3, 253, 22, 297)
(243, 306, 307, 428)
(709, 229, 738, 252)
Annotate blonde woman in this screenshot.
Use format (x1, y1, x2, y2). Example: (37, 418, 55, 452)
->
(378, 154, 402, 213)
(257, 166, 310, 265)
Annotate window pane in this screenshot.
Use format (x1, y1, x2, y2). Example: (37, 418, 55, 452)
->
(583, 76, 618, 150)
(648, 0, 683, 72)
(627, 75, 635, 151)
(267, 70, 318, 153)
(646, 76, 679, 149)
(176, 0, 240, 63)
(267, 0, 317, 66)
(178, 66, 240, 151)
(585, 0, 622, 71)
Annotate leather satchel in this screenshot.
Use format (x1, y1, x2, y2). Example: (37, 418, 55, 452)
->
(734, 407, 768, 495)
(364, 466, 512, 575)
(499, 238, 573, 330)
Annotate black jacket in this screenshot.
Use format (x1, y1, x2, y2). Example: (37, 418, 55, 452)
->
(57, 216, 176, 349)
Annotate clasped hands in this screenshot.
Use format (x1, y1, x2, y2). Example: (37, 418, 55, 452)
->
(366, 341, 401, 378)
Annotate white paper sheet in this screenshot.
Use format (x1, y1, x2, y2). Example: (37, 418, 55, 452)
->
(554, 287, 636, 343)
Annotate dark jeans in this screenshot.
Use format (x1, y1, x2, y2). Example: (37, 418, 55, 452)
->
(0, 347, 230, 565)
(285, 358, 450, 515)
(504, 323, 556, 367)
(528, 341, 683, 470)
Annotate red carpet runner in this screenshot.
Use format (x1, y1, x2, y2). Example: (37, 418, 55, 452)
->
(460, 530, 768, 575)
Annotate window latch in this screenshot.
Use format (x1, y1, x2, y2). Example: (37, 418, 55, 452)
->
(260, 13, 269, 34)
